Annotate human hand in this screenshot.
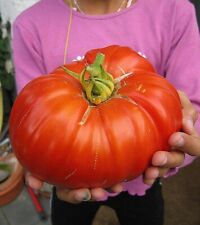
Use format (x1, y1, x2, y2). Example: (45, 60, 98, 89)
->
(56, 183, 123, 203)
(25, 173, 123, 204)
(143, 91, 200, 185)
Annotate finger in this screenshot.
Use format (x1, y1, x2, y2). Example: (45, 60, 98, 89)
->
(143, 167, 169, 185)
(178, 91, 199, 134)
(90, 183, 123, 201)
(56, 188, 91, 204)
(106, 183, 123, 193)
(143, 166, 159, 185)
(143, 178, 156, 186)
(178, 90, 199, 122)
(25, 173, 43, 190)
(90, 188, 107, 201)
(151, 150, 185, 168)
(182, 118, 196, 135)
(182, 118, 199, 136)
(158, 167, 170, 177)
(169, 132, 200, 156)
(143, 167, 159, 185)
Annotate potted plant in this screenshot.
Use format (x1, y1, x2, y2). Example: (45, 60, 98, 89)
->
(0, 15, 24, 206)
(0, 142, 24, 206)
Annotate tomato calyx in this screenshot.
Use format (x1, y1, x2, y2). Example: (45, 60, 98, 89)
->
(63, 53, 115, 105)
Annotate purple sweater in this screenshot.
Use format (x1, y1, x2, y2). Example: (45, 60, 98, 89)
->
(12, 0, 200, 197)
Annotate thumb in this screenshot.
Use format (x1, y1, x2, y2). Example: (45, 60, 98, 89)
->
(25, 172, 43, 190)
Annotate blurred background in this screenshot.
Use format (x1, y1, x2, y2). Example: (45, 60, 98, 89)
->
(0, 0, 199, 225)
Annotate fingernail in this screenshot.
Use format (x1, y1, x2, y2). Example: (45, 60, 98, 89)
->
(152, 169, 159, 178)
(160, 156, 167, 166)
(106, 185, 123, 193)
(82, 192, 90, 201)
(75, 191, 90, 201)
(175, 136, 184, 147)
(183, 118, 193, 132)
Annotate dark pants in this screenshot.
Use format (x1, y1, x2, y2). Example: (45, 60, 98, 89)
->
(51, 180, 164, 225)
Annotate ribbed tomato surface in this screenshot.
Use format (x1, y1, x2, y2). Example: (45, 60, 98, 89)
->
(9, 46, 182, 188)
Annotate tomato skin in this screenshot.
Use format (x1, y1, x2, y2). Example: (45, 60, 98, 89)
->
(9, 45, 182, 188)
(85, 45, 156, 76)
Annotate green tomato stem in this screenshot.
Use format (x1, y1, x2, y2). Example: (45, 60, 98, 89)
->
(62, 53, 115, 105)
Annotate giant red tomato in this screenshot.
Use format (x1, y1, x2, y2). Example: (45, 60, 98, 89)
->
(9, 45, 182, 188)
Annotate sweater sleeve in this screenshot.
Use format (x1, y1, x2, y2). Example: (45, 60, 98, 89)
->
(165, 1, 200, 171)
(12, 21, 46, 93)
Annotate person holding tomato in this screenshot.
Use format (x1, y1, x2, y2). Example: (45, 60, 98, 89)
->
(12, 0, 200, 225)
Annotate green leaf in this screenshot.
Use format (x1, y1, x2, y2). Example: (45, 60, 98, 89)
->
(0, 163, 12, 173)
(0, 74, 14, 90)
